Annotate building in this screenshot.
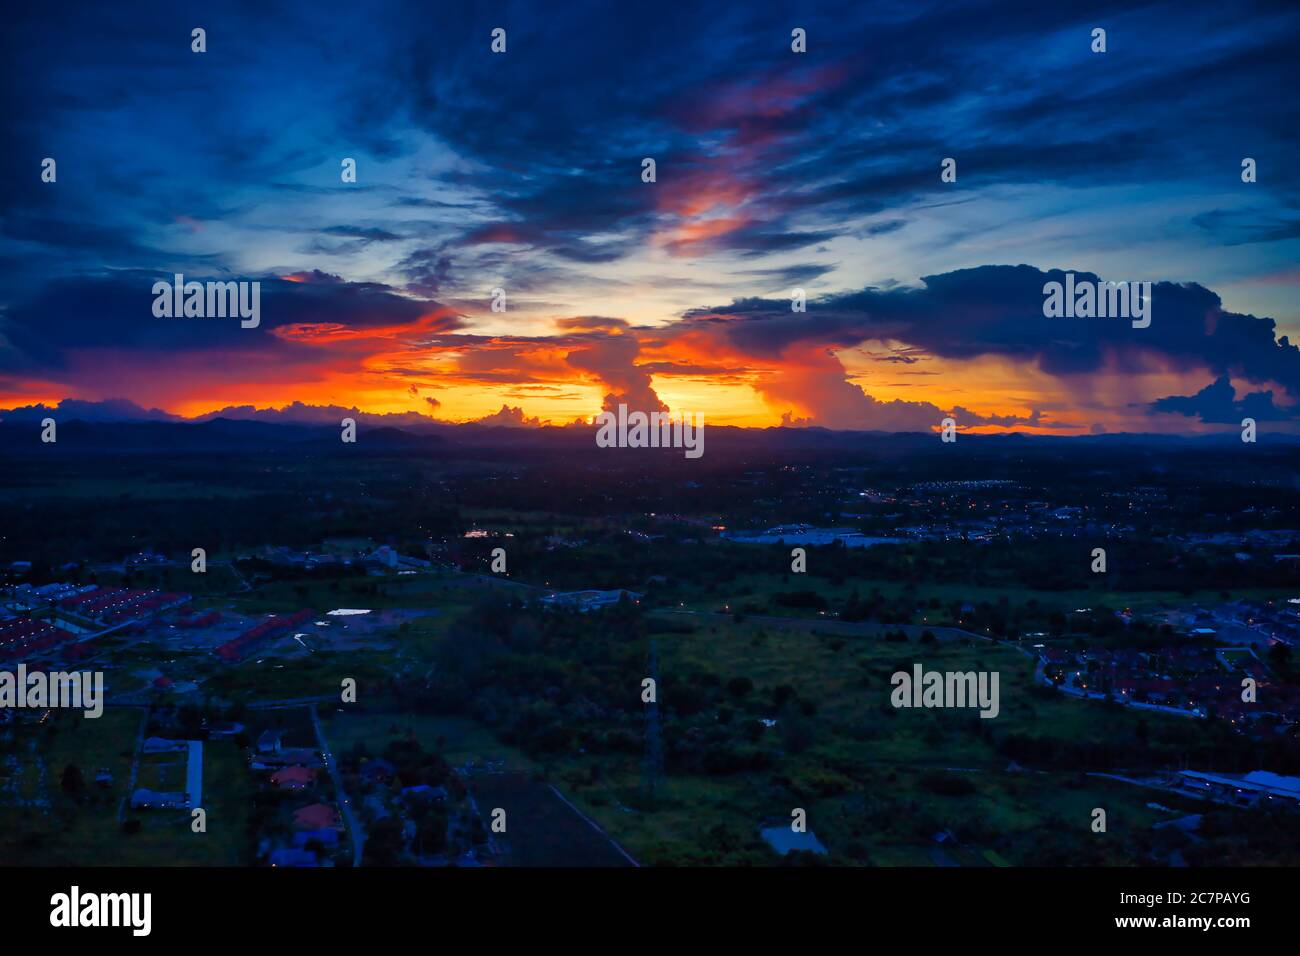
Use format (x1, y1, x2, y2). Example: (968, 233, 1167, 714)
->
(760, 824, 829, 856)
(722, 525, 904, 548)
(293, 803, 342, 830)
(184, 741, 203, 809)
(271, 766, 316, 790)
(143, 737, 187, 753)
(1178, 770, 1300, 809)
(540, 589, 642, 612)
(293, 828, 340, 849)
(58, 585, 190, 626)
(0, 615, 79, 661)
(402, 784, 449, 801)
(130, 789, 187, 809)
(270, 848, 317, 867)
(258, 747, 323, 768)
(361, 758, 396, 783)
(362, 546, 431, 571)
(215, 609, 313, 662)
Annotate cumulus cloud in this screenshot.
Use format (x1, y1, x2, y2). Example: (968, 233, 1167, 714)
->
(4, 262, 1297, 432)
(674, 265, 1300, 425)
(684, 265, 1300, 386)
(0, 398, 181, 423)
(192, 402, 442, 428)
(564, 331, 667, 413)
(1149, 375, 1294, 423)
(470, 404, 544, 428)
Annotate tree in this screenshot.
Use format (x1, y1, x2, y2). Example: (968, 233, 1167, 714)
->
(1267, 642, 1292, 677)
(780, 716, 815, 754)
(60, 763, 85, 796)
(363, 818, 406, 866)
(726, 676, 754, 698)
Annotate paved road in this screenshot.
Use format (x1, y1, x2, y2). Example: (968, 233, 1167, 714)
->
(310, 703, 364, 866)
(248, 696, 335, 709)
(118, 707, 150, 823)
(658, 607, 992, 643)
(1029, 654, 1200, 719)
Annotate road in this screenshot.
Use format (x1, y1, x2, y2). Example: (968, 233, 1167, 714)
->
(657, 607, 993, 643)
(1029, 654, 1200, 719)
(118, 707, 149, 822)
(309, 703, 364, 866)
(248, 696, 335, 709)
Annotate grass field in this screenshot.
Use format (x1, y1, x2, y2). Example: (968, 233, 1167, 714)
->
(660, 567, 1297, 619)
(226, 568, 532, 616)
(321, 711, 535, 769)
(470, 771, 634, 866)
(0, 709, 137, 865)
(313, 609, 1210, 866)
(201, 650, 393, 702)
(116, 740, 254, 866)
(0, 708, 253, 866)
(112, 562, 248, 598)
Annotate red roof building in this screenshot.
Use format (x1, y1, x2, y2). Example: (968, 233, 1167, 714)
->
(272, 766, 317, 790)
(293, 803, 341, 830)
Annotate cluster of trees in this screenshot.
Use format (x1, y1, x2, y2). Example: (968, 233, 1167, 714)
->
(342, 736, 470, 866)
(994, 718, 1300, 776)
(343, 735, 456, 792)
(401, 598, 826, 780)
(2, 452, 461, 567)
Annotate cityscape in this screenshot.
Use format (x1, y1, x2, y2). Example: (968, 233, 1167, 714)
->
(2, 429, 1299, 868)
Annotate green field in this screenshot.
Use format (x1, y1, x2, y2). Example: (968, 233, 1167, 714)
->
(313, 610, 1214, 866)
(0, 708, 253, 866)
(321, 711, 535, 769)
(662, 567, 1296, 619)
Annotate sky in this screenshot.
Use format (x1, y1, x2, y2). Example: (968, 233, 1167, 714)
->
(2, 0, 1299, 433)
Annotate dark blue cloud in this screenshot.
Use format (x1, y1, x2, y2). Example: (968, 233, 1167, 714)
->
(0, 271, 457, 375)
(1150, 375, 1295, 423)
(5, 0, 1297, 300)
(2, 0, 1298, 430)
(683, 264, 1300, 389)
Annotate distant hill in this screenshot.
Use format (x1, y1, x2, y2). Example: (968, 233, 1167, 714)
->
(0, 417, 442, 456)
(0, 416, 1294, 459)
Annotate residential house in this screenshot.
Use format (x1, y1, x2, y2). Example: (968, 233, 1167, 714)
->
(271, 766, 317, 790)
(293, 803, 342, 830)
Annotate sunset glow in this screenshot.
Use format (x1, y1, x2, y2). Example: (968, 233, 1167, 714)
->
(2, 3, 1297, 434)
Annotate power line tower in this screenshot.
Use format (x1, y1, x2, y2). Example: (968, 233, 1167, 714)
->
(642, 640, 663, 805)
